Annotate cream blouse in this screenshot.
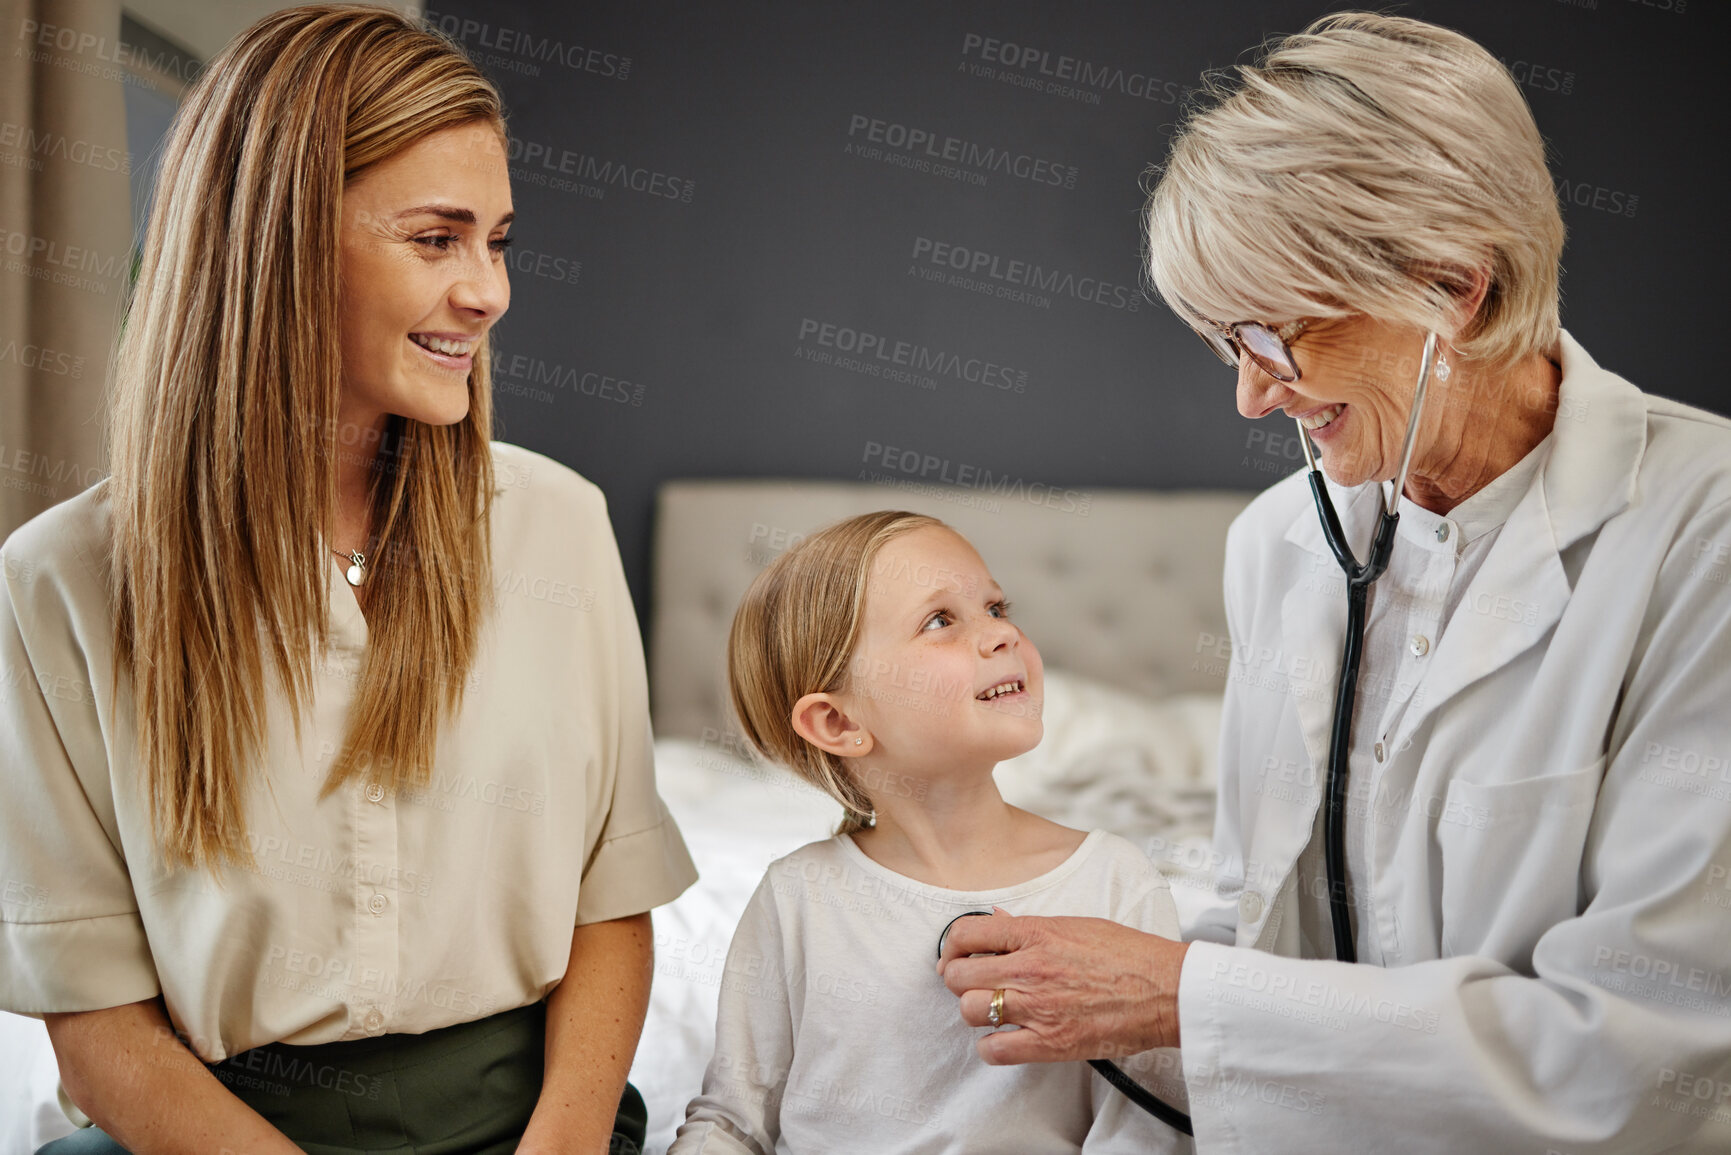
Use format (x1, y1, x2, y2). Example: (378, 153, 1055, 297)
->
(0, 441, 697, 1062)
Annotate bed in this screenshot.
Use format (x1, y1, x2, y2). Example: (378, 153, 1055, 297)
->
(0, 477, 1255, 1154)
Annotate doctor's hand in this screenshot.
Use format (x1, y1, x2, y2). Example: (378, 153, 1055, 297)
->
(937, 907, 1189, 1064)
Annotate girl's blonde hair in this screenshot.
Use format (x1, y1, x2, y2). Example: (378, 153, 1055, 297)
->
(1145, 11, 1565, 369)
(109, 4, 502, 869)
(727, 511, 944, 835)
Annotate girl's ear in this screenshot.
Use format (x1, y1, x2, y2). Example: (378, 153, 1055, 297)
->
(791, 692, 871, 757)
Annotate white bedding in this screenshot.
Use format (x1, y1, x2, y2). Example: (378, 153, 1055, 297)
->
(0, 1012, 70, 1153)
(0, 670, 1220, 1154)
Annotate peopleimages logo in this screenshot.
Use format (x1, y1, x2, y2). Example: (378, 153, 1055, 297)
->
(0, 225, 129, 296)
(419, 10, 632, 79)
(0, 121, 130, 174)
(1497, 55, 1576, 96)
(859, 441, 1091, 517)
(14, 17, 202, 88)
(844, 115, 1077, 190)
(1555, 176, 1637, 218)
(959, 33, 1184, 105)
(491, 350, 646, 407)
(796, 318, 1028, 393)
(909, 236, 1142, 313)
(506, 138, 694, 203)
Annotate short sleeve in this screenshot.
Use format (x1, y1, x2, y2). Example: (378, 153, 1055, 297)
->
(572, 488, 698, 925)
(0, 533, 160, 1014)
(1107, 837, 1181, 940)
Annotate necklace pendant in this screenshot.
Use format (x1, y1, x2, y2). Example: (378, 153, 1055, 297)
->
(344, 551, 366, 587)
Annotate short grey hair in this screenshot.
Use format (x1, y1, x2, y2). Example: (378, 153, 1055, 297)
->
(1145, 11, 1565, 368)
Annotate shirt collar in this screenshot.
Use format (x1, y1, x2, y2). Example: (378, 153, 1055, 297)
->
(1443, 435, 1551, 545)
(1542, 328, 1646, 551)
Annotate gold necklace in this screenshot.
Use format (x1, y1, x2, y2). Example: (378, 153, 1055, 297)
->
(332, 547, 368, 587)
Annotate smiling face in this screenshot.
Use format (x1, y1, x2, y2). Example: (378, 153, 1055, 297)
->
(337, 120, 513, 432)
(838, 526, 1044, 776)
(1233, 313, 1447, 489)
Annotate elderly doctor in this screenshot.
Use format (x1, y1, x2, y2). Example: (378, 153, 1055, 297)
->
(938, 12, 1731, 1152)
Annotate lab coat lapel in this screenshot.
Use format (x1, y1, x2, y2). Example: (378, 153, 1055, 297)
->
(1393, 330, 1645, 745)
(1540, 331, 1646, 553)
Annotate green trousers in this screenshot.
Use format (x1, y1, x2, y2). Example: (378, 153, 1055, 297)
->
(37, 1000, 648, 1154)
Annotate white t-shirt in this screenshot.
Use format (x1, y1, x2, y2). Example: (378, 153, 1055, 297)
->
(670, 829, 1194, 1154)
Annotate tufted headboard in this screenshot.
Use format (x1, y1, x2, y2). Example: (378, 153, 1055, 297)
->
(647, 479, 1258, 741)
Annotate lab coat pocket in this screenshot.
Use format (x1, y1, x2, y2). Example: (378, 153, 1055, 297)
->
(1436, 755, 1605, 965)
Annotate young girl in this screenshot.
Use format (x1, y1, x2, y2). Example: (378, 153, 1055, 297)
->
(670, 511, 1191, 1153)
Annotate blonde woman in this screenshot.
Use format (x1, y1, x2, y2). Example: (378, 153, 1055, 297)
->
(940, 12, 1731, 1152)
(0, 6, 694, 1153)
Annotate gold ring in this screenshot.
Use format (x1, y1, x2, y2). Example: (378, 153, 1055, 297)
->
(988, 988, 1006, 1028)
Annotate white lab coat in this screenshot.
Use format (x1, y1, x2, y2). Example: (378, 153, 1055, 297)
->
(1174, 331, 1731, 1153)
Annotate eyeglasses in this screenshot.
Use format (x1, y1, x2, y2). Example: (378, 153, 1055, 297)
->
(1195, 317, 1310, 383)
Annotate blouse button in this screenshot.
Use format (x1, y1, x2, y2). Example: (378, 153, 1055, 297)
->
(1435, 523, 1451, 543)
(362, 1007, 385, 1035)
(1238, 891, 1264, 922)
(1374, 741, 1386, 763)
(365, 783, 385, 804)
(368, 893, 387, 915)
(1409, 635, 1430, 657)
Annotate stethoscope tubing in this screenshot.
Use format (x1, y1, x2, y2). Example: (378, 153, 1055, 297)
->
(1302, 331, 1439, 964)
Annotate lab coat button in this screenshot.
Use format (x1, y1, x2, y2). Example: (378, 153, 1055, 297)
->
(1374, 741, 1386, 762)
(368, 893, 387, 915)
(1409, 634, 1430, 657)
(1239, 891, 1264, 922)
(362, 1007, 385, 1035)
(365, 783, 385, 803)
(1435, 523, 1451, 543)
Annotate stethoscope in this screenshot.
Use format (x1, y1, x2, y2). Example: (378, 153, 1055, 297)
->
(932, 332, 1441, 1136)
(1301, 330, 1438, 966)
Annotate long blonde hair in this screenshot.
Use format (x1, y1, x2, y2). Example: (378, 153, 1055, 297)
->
(109, 5, 501, 869)
(727, 511, 943, 835)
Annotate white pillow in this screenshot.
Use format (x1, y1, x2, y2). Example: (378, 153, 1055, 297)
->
(0, 1011, 75, 1150)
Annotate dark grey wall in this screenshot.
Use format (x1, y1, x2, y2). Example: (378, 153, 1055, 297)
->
(432, 0, 1728, 632)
